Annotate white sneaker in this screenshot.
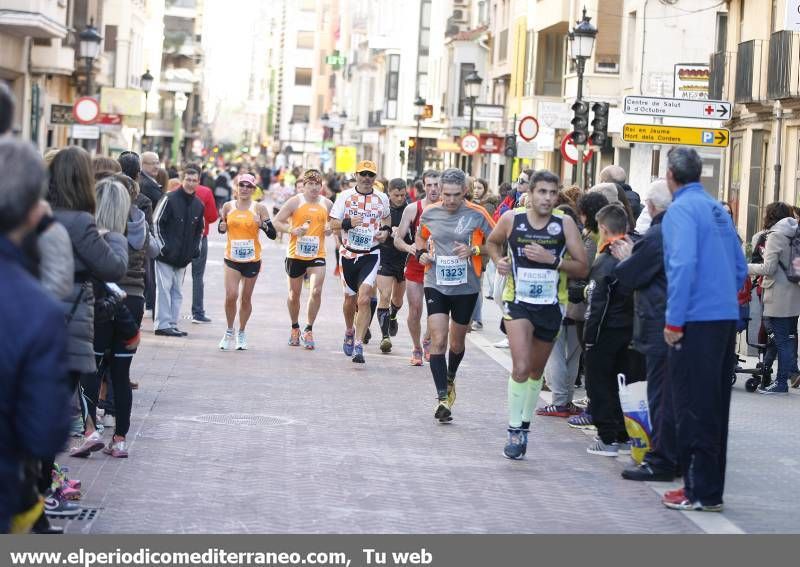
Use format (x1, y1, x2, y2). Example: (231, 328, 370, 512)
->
(236, 331, 248, 350)
(493, 338, 509, 349)
(102, 413, 116, 428)
(219, 330, 234, 350)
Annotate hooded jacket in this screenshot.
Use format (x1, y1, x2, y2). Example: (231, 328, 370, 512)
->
(583, 239, 634, 347)
(748, 217, 800, 318)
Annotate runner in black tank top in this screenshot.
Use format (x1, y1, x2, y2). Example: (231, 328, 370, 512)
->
(487, 170, 589, 460)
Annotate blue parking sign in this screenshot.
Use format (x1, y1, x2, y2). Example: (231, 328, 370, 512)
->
(702, 131, 714, 144)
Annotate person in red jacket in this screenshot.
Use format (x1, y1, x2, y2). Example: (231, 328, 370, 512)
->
(191, 178, 219, 323)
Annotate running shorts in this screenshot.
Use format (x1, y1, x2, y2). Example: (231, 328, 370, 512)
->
(377, 260, 406, 282)
(423, 287, 478, 326)
(341, 254, 380, 296)
(285, 257, 326, 279)
(502, 301, 562, 343)
(404, 256, 425, 284)
(224, 259, 261, 278)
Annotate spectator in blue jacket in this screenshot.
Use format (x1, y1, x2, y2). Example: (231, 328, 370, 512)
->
(0, 139, 71, 532)
(660, 147, 747, 513)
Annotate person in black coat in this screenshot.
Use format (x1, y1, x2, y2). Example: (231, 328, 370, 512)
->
(612, 180, 677, 482)
(140, 152, 163, 312)
(151, 165, 205, 336)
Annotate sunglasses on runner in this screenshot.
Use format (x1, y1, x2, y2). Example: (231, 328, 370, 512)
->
(239, 183, 255, 188)
(358, 171, 376, 178)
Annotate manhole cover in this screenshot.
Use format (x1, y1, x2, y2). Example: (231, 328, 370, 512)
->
(182, 414, 294, 427)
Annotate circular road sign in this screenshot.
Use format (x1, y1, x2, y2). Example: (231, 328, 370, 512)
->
(560, 133, 594, 165)
(72, 97, 100, 125)
(518, 115, 540, 142)
(460, 133, 480, 155)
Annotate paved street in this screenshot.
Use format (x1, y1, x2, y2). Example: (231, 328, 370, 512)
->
(57, 234, 798, 534)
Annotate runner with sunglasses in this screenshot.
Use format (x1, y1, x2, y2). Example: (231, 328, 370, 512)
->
(329, 160, 391, 364)
(217, 173, 276, 351)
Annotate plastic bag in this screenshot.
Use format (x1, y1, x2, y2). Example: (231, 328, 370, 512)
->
(617, 373, 652, 464)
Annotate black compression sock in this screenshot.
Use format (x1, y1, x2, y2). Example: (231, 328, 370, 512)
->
(368, 297, 378, 325)
(521, 421, 530, 430)
(430, 354, 448, 399)
(292, 323, 300, 329)
(304, 324, 312, 332)
(448, 349, 465, 378)
(377, 308, 390, 338)
(389, 303, 400, 319)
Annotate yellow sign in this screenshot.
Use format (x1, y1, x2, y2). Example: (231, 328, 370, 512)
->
(335, 146, 357, 173)
(622, 123, 729, 148)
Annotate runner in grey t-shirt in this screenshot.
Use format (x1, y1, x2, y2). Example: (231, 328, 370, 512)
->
(414, 168, 495, 423)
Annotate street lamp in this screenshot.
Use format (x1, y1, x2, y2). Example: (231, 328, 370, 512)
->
(414, 95, 426, 179)
(463, 70, 483, 173)
(568, 6, 597, 189)
(78, 19, 102, 97)
(140, 69, 154, 150)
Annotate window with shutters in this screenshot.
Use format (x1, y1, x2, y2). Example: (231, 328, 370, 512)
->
(594, 0, 621, 73)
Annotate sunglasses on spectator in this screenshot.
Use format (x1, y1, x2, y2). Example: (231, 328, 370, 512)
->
(358, 171, 376, 178)
(239, 183, 255, 188)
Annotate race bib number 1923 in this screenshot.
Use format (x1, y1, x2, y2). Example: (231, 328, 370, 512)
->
(436, 255, 468, 286)
(231, 239, 256, 262)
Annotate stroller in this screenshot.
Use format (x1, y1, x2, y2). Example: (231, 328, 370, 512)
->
(734, 276, 774, 392)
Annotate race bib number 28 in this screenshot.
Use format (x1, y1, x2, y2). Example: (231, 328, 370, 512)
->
(516, 267, 558, 304)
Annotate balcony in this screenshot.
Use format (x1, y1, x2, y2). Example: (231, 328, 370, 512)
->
(367, 110, 382, 128)
(767, 30, 800, 100)
(30, 43, 75, 76)
(734, 40, 767, 104)
(0, 0, 68, 38)
(709, 51, 735, 101)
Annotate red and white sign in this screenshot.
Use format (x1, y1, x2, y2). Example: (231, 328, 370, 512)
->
(72, 97, 100, 125)
(478, 133, 503, 154)
(97, 113, 122, 125)
(560, 133, 594, 165)
(518, 115, 540, 142)
(460, 133, 480, 155)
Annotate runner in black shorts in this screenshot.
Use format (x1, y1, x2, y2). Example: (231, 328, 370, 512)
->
(416, 168, 495, 422)
(376, 179, 409, 353)
(487, 169, 588, 459)
(285, 257, 326, 279)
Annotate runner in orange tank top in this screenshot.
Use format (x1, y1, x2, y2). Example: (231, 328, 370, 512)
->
(217, 173, 275, 351)
(273, 169, 333, 349)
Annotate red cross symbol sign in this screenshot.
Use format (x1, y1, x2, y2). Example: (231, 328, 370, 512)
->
(704, 105, 714, 116)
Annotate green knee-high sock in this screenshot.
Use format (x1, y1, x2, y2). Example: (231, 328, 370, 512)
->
(507, 377, 528, 428)
(521, 377, 544, 428)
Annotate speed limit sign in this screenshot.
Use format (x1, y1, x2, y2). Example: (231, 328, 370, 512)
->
(460, 133, 480, 155)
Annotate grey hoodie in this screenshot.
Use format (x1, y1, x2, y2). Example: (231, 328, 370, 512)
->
(118, 206, 157, 298)
(748, 216, 800, 317)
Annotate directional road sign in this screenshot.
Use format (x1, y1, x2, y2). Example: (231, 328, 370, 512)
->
(623, 96, 731, 120)
(622, 123, 730, 148)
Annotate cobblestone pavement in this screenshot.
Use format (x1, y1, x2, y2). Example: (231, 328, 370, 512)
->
(57, 234, 796, 534)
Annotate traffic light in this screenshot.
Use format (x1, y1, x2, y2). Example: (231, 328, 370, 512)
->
(503, 134, 516, 158)
(571, 100, 590, 145)
(590, 102, 609, 147)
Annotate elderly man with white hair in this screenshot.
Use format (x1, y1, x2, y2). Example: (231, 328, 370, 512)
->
(609, 180, 678, 482)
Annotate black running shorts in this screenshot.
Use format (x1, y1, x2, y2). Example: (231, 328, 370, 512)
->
(285, 257, 326, 279)
(502, 301, 562, 343)
(377, 260, 406, 282)
(423, 287, 478, 326)
(224, 259, 261, 278)
(341, 254, 380, 295)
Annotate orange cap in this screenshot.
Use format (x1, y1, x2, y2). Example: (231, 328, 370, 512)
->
(355, 160, 377, 174)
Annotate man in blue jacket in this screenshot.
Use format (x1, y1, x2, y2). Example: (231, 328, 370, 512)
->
(660, 147, 746, 513)
(0, 139, 71, 532)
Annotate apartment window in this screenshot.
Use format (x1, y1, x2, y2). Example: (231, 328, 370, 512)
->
(715, 13, 728, 53)
(417, 0, 432, 97)
(498, 28, 508, 62)
(746, 130, 769, 240)
(385, 54, 400, 120)
(595, 0, 621, 73)
(536, 32, 564, 96)
(523, 30, 535, 96)
(33, 38, 52, 46)
(291, 105, 311, 123)
(297, 31, 314, 50)
(625, 11, 637, 78)
(104, 25, 117, 52)
(295, 68, 312, 86)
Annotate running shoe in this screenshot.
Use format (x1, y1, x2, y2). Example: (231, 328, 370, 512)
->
(503, 428, 527, 460)
(352, 343, 365, 364)
(791, 373, 800, 388)
(586, 437, 618, 457)
(446, 378, 456, 407)
(342, 329, 355, 356)
(758, 381, 788, 394)
(410, 349, 423, 366)
(567, 411, 595, 430)
(615, 440, 633, 455)
(364, 328, 372, 344)
(493, 338, 509, 349)
(662, 490, 723, 512)
(301, 330, 315, 350)
(44, 492, 81, 518)
(103, 439, 128, 458)
(434, 399, 452, 423)
(535, 404, 572, 418)
(219, 330, 235, 351)
(236, 331, 248, 350)
(191, 314, 212, 324)
(70, 431, 105, 458)
(289, 328, 301, 347)
(573, 397, 589, 408)
(566, 402, 582, 415)
(471, 321, 483, 331)
(388, 316, 399, 337)
(423, 337, 431, 362)
(380, 336, 392, 353)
